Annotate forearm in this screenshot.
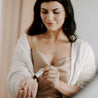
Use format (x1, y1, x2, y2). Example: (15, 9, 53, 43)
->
(55, 80, 81, 97)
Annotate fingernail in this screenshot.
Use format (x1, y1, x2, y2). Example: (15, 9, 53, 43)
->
(29, 86, 31, 89)
(24, 87, 27, 91)
(20, 90, 23, 94)
(19, 87, 23, 90)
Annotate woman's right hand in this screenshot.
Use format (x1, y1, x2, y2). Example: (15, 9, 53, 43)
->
(16, 77, 38, 98)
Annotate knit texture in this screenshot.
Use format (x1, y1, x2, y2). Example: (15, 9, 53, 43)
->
(7, 34, 96, 97)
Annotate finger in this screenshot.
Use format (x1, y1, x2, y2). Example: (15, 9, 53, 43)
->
(31, 90, 34, 98)
(16, 90, 23, 98)
(43, 72, 55, 78)
(42, 70, 59, 81)
(43, 77, 54, 84)
(47, 77, 54, 81)
(43, 69, 54, 76)
(43, 69, 56, 77)
(19, 87, 24, 91)
(26, 86, 31, 98)
(47, 68, 59, 75)
(43, 75, 55, 81)
(22, 86, 28, 98)
(46, 69, 56, 74)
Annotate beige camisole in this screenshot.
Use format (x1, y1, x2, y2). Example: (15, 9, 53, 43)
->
(31, 49, 71, 98)
(27, 35, 71, 98)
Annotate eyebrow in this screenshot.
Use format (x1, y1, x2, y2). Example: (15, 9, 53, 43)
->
(41, 8, 60, 11)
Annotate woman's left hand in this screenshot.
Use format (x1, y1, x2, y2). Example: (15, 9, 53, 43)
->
(42, 65, 60, 88)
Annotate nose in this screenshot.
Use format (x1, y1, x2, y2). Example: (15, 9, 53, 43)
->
(46, 12, 54, 21)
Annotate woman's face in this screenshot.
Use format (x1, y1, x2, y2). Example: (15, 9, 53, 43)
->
(40, 1, 66, 32)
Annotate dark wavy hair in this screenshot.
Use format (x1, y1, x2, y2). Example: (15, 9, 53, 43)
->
(27, 0, 77, 42)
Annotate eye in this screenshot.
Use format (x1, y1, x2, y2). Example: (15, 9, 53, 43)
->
(53, 10, 60, 14)
(42, 11, 48, 14)
(53, 11, 60, 14)
(41, 9, 48, 14)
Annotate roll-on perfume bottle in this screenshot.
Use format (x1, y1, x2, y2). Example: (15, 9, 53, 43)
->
(33, 68, 44, 80)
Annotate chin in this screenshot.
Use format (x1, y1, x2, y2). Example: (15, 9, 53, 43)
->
(47, 27, 58, 31)
(47, 28, 62, 32)
(47, 29, 57, 32)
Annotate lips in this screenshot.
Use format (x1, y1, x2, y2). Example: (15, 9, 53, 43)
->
(47, 22, 53, 25)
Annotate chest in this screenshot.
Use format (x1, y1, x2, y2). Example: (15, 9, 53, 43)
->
(33, 40, 72, 66)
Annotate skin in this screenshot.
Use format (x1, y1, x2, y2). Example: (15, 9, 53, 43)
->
(16, 1, 80, 98)
(16, 77, 38, 98)
(40, 1, 66, 33)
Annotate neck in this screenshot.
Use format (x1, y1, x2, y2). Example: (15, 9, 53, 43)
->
(45, 29, 69, 42)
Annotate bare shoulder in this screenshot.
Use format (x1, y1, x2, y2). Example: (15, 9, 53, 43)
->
(26, 34, 46, 49)
(26, 34, 37, 49)
(26, 34, 38, 42)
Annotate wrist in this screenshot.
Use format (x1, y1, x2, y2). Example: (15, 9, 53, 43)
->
(54, 80, 60, 89)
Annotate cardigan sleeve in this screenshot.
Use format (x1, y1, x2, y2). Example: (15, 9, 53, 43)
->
(7, 35, 34, 97)
(75, 40, 96, 88)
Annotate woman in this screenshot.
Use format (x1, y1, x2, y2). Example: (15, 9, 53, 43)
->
(7, 0, 96, 98)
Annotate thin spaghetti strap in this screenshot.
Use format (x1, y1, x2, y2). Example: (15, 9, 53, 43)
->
(26, 35, 34, 64)
(27, 34, 37, 51)
(30, 36, 37, 51)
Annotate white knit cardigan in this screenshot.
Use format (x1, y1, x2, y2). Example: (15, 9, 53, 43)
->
(7, 34, 96, 97)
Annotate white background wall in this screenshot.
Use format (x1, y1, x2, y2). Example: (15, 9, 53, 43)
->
(72, 0, 98, 66)
(72, 0, 98, 98)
